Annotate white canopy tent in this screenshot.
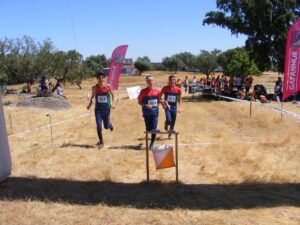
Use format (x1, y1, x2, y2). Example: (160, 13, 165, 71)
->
(0, 95, 11, 182)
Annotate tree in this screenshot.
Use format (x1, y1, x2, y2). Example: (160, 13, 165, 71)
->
(203, 0, 300, 72)
(194, 49, 221, 77)
(0, 36, 54, 83)
(174, 52, 196, 70)
(0, 38, 11, 84)
(134, 56, 152, 75)
(84, 54, 108, 75)
(217, 47, 244, 70)
(224, 49, 261, 77)
(162, 55, 183, 73)
(49, 50, 83, 91)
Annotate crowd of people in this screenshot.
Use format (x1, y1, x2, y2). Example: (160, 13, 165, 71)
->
(180, 75, 254, 99)
(32, 76, 67, 99)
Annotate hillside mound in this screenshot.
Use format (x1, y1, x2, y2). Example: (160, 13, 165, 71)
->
(17, 96, 71, 110)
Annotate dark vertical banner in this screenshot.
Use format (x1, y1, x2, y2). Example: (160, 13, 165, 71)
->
(283, 19, 300, 101)
(107, 45, 128, 90)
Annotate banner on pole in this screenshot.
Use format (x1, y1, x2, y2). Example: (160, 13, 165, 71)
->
(107, 45, 128, 90)
(283, 19, 300, 101)
(126, 86, 141, 99)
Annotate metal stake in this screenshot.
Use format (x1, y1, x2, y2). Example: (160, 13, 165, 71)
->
(46, 114, 53, 145)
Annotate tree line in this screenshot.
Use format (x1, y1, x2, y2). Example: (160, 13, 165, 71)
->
(134, 48, 261, 78)
(0, 36, 260, 89)
(0, 36, 109, 90)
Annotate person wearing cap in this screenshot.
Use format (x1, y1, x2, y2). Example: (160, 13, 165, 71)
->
(160, 75, 182, 138)
(87, 71, 115, 148)
(138, 75, 161, 149)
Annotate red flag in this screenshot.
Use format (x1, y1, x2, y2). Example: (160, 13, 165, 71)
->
(283, 19, 300, 101)
(107, 45, 128, 90)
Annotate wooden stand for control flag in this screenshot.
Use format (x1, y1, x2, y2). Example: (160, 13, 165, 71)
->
(145, 130, 179, 183)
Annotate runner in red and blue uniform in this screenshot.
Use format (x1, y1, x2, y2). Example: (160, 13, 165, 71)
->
(87, 71, 115, 148)
(138, 75, 161, 149)
(160, 75, 182, 138)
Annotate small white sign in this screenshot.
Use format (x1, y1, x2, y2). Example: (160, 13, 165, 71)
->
(127, 86, 141, 99)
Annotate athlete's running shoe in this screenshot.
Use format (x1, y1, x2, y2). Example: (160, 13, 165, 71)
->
(96, 142, 104, 148)
(164, 122, 168, 131)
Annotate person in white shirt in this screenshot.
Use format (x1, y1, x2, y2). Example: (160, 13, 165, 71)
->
(57, 83, 68, 99)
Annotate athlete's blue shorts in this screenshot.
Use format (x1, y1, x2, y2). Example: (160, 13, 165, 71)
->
(144, 115, 158, 131)
(95, 109, 111, 131)
(165, 107, 177, 127)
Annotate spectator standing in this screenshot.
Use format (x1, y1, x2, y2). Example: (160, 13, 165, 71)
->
(183, 76, 189, 93)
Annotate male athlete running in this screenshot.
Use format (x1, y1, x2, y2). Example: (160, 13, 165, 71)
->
(87, 71, 115, 147)
(138, 75, 160, 149)
(160, 75, 182, 138)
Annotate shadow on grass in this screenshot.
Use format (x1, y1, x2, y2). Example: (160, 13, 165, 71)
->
(1, 177, 299, 210)
(61, 143, 95, 149)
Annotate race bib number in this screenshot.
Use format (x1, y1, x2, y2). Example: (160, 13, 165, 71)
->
(97, 96, 107, 103)
(167, 95, 176, 103)
(148, 99, 158, 107)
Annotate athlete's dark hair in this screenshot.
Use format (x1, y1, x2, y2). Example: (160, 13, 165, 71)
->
(96, 71, 106, 78)
(169, 75, 175, 80)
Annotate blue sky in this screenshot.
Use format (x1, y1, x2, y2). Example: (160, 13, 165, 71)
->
(0, 0, 247, 62)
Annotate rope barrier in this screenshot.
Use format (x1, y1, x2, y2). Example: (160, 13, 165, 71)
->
(8, 112, 92, 138)
(6, 94, 300, 139)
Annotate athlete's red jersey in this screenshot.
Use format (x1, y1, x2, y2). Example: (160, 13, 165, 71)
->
(138, 88, 160, 117)
(160, 85, 182, 108)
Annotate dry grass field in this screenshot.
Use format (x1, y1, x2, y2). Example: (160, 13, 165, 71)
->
(0, 71, 299, 225)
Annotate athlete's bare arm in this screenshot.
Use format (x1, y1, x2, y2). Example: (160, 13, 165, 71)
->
(108, 85, 115, 109)
(178, 93, 182, 113)
(87, 86, 96, 110)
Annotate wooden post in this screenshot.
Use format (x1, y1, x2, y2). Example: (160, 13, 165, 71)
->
(47, 114, 53, 145)
(145, 131, 149, 182)
(145, 130, 179, 183)
(249, 100, 252, 118)
(175, 133, 179, 183)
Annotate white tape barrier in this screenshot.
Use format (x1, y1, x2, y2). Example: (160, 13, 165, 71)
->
(214, 94, 300, 120)
(0, 96, 12, 182)
(8, 112, 93, 138)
